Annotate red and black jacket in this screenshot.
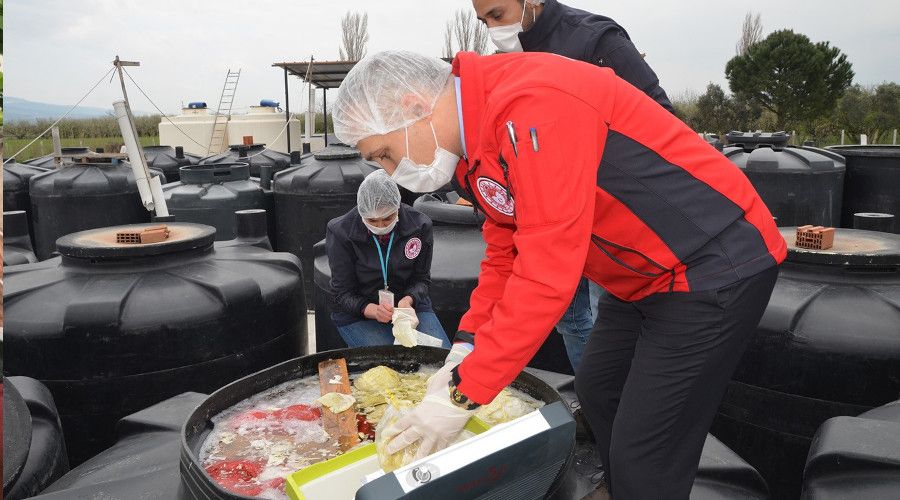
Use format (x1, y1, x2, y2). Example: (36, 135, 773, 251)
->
(450, 51, 786, 404)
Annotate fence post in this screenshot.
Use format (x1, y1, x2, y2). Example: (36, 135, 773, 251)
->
(894, 129, 897, 145)
(840, 130, 845, 145)
(860, 134, 868, 146)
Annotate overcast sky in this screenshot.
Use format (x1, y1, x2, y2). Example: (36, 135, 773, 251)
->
(5, 0, 899, 116)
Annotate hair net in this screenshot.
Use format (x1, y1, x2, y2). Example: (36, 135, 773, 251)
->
(357, 170, 402, 219)
(333, 50, 453, 146)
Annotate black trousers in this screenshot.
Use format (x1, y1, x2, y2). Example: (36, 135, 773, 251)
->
(574, 266, 779, 500)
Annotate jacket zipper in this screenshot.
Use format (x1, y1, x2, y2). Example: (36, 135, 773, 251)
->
(591, 234, 677, 291)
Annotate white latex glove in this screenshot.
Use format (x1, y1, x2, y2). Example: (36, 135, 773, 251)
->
(392, 307, 420, 347)
(445, 342, 473, 367)
(382, 366, 476, 460)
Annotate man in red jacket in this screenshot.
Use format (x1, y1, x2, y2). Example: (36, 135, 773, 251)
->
(333, 50, 786, 499)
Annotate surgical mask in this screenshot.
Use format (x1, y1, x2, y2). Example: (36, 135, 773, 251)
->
(391, 121, 460, 193)
(488, 1, 529, 52)
(364, 213, 398, 235)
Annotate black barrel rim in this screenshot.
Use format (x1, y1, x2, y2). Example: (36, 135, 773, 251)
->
(56, 223, 216, 259)
(178, 163, 251, 184)
(3, 379, 34, 491)
(181, 346, 569, 500)
(781, 227, 900, 267)
(827, 145, 900, 157)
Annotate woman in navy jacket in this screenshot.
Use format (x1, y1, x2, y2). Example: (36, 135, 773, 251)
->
(325, 170, 450, 347)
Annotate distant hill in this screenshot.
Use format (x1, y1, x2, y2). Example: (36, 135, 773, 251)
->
(4, 96, 154, 122)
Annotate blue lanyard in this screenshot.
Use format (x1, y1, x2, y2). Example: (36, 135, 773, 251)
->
(372, 232, 395, 290)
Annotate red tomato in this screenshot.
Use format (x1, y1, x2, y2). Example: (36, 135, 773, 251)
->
(272, 404, 321, 421)
(356, 414, 375, 440)
(206, 459, 266, 496)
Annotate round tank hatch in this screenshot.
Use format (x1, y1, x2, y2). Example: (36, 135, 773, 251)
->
(313, 146, 362, 161)
(56, 223, 216, 259)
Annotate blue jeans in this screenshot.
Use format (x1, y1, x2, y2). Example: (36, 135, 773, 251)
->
(337, 311, 450, 348)
(556, 278, 606, 371)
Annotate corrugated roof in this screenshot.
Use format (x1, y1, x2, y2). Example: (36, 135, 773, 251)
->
(272, 60, 357, 89)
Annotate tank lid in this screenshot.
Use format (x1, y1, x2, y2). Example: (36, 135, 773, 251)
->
(57, 223, 216, 259)
(313, 146, 361, 160)
(726, 131, 790, 149)
(826, 145, 900, 158)
(178, 163, 251, 184)
(781, 227, 900, 267)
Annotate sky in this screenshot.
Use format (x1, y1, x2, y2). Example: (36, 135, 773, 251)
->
(5, 0, 900, 116)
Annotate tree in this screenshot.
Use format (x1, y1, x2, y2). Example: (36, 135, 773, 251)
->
(442, 9, 489, 58)
(726, 30, 853, 130)
(694, 84, 735, 134)
(836, 83, 900, 142)
(338, 11, 369, 61)
(735, 12, 763, 56)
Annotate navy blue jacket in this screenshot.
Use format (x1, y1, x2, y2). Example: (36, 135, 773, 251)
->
(519, 0, 674, 113)
(325, 204, 434, 326)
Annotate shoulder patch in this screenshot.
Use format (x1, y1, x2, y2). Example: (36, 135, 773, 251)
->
(405, 237, 422, 259)
(476, 177, 515, 216)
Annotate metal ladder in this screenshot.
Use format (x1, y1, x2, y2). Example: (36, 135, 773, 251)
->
(207, 69, 241, 155)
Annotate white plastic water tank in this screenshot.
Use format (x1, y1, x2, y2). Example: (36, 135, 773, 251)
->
(158, 105, 224, 156)
(226, 104, 304, 154)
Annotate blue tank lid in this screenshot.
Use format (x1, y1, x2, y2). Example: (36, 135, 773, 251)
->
(259, 99, 280, 108)
(187, 102, 207, 109)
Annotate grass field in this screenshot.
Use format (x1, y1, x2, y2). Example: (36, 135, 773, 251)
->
(5, 136, 160, 162)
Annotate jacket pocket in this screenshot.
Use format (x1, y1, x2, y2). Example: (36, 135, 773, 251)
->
(591, 234, 677, 291)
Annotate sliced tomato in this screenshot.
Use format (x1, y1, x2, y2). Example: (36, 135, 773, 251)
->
(272, 404, 321, 421)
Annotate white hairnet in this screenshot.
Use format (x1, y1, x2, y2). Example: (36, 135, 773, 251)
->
(357, 170, 401, 219)
(333, 50, 453, 146)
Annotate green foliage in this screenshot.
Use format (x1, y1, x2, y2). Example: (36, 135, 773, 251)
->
(694, 84, 734, 134)
(6, 136, 159, 162)
(836, 83, 900, 142)
(726, 29, 854, 129)
(4, 115, 163, 141)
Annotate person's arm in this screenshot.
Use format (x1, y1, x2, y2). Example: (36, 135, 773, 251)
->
(591, 30, 675, 114)
(456, 90, 605, 404)
(325, 224, 370, 317)
(399, 220, 434, 307)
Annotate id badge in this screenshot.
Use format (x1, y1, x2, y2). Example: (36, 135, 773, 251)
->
(378, 289, 395, 308)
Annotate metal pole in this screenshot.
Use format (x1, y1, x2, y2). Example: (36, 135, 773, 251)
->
(323, 88, 328, 147)
(51, 127, 62, 158)
(284, 67, 292, 153)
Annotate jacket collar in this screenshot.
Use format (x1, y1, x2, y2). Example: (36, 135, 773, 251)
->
(451, 52, 488, 170)
(347, 204, 418, 243)
(519, 0, 562, 51)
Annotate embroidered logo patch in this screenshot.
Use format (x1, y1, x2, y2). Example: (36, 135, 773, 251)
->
(476, 177, 515, 216)
(405, 237, 422, 259)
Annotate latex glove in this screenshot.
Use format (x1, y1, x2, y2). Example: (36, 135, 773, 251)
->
(392, 308, 420, 347)
(445, 342, 473, 367)
(382, 367, 476, 460)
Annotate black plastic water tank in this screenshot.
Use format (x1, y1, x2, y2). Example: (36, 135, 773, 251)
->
(853, 212, 895, 233)
(274, 146, 376, 301)
(802, 399, 900, 499)
(162, 163, 275, 242)
(200, 144, 290, 177)
(313, 195, 574, 374)
(28, 160, 167, 260)
(413, 192, 485, 226)
(724, 132, 845, 227)
(3, 160, 49, 243)
(142, 145, 201, 183)
(712, 227, 900, 499)
(3, 222, 307, 466)
(2, 377, 69, 500)
(827, 145, 900, 233)
(2, 211, 38, 266)
(31, 392, 207, 500)
(179, 346, 573, 500)
(23, 147, 93, 169)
